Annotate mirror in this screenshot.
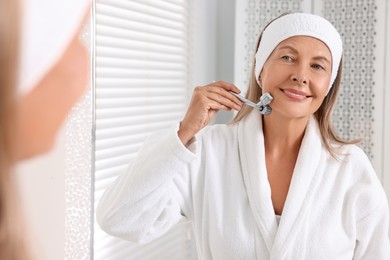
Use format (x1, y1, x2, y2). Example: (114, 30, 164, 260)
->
(91, 0, 390, 259)
(16, 0, 390, 259)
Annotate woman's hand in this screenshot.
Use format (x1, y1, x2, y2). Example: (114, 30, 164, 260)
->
(178, 81, 243, 144)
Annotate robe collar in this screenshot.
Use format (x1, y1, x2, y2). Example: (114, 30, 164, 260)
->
(237, 110, 325, 258)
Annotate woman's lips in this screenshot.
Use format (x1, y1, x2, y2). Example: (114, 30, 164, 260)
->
(281, 88, 311, 101)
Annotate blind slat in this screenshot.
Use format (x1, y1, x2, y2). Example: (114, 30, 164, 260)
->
(96, 105, 185, 120)
(96, 0, 188, 25)
(96, 69, 186, 79)
(96, 25, 186, 46)
(96, 121, 178, 139)
(96, 113, 183, 129)
(95, 82, 187, 90)
(94, 0, 193, 259)
(96, 87, 186, 96)
(96, 58, 186, 71)
(96, 15, 186, 38)
(96, 46, 185, 62)
(97, 96, 186, 107)
(96, 35, 186, 54)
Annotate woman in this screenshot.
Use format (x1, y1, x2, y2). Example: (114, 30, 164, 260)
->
(97, 13, 390, 259)
(0, 0, 89, 258)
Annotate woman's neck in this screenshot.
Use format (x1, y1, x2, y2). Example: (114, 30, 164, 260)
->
(262, 114, 309, 157)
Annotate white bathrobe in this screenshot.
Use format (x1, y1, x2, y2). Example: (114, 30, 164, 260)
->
(97, 110, 390, 259)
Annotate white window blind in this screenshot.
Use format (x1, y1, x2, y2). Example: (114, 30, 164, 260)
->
(93, 0, 195, 259)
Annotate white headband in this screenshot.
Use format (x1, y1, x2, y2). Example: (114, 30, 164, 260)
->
(18, 0, 90, 94)
(254, 13, 343, 92)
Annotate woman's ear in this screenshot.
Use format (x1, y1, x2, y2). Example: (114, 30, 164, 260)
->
(258, 75, 263, 89)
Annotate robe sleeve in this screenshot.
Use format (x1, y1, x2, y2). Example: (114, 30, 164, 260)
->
(96, 123, 197, 244)
(353, 190, 390, 259)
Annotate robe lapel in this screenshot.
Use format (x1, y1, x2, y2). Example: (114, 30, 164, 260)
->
(270, 117, 325, 259)
(238, 110, 278, 253)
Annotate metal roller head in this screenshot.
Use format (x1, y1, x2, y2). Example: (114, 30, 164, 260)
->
(229, 91, 273, 115)
(258, 92, 273, 115)
(258, 92, 273, 106)
(259, 105, 272, 115)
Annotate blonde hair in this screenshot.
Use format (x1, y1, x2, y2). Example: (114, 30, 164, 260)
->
(0, 0, 30, 258)
(232, 15, 358, 159)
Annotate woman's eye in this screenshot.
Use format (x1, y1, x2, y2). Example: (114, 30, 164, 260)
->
(312, 64, 325, 70)
(281, 55, 293, 62)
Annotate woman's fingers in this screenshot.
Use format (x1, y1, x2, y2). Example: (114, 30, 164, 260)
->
(206, 98, 231, 111)
(204, 83, 243, 108)
(206, 91, 242, 111)
(178, 81, 243, 144)
(209, 80, 241, 94)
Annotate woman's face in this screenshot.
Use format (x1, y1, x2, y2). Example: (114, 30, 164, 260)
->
(259, 36, 332, 120)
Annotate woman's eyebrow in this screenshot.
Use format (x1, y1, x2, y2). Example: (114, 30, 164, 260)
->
(313, 56, 331, 65)
(276, 45, 298, 53)
(277, 45, 331, 64)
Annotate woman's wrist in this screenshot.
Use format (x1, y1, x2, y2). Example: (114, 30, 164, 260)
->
(177, 123, 196, 145)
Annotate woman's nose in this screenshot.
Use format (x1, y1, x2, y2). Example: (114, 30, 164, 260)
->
(290, 66, 308, 84)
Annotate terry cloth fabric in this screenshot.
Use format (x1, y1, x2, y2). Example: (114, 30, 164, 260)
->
(97, 110, 390, 259)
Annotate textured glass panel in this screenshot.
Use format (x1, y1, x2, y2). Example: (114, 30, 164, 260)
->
(323, 0, 376, 159)
(64, 16, 93, 260)
(241, 0, 302, 87)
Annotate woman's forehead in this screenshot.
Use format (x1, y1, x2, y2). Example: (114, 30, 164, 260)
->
(275, 36, 332, 57)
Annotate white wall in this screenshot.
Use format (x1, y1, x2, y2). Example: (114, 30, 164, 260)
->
(191, 0, 217, 87)
(192, 0, 236, 124)
(378, 0, 390, 212)
(16, 128, 66, 260)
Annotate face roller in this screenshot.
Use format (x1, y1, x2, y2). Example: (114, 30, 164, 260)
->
(230, 91, 273, 115)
